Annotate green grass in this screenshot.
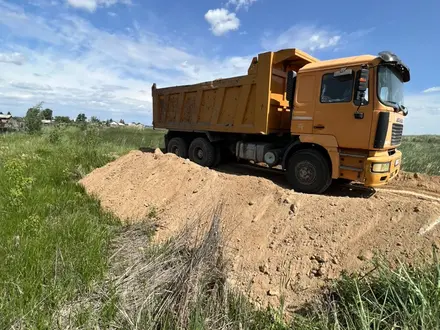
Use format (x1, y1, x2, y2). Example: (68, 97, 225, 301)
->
(0, 128, 439, 329)
(401, 135, 440, 175)
(292, 253, 440, 330)
(0, 126, 164, 329)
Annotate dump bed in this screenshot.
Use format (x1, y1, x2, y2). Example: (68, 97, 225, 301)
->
(152, 49, 318, 135)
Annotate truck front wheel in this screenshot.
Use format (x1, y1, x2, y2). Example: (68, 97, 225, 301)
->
(286, 149, 332, 194)
(167, 137, 188, 158)
(189, 137, 216, 167)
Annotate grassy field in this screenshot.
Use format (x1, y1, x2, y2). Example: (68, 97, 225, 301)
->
(400, 135, 440, 175)
(0, 127, 164, 329)
(0, 127, 439, 329)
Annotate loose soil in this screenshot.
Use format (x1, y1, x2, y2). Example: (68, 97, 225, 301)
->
(80, 150, 440, 311)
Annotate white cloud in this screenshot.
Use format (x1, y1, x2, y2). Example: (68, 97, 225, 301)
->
(205, 8, 240, 36)
(404, 92, 440, 134)
(262, 25, 376, 53)
(0, 6, 63, 45)
(67, 0, 97, 11)
(0, 1, 251, 122)
(66, 0, 131, 12)
(0, 52, 25, 65)
(226, 0, 257, 11)
(28, 0, 60, 7)
(107, 11, 117, 16)
(263, 24, 342, 52)
(423, 87, 440, 93)
(9, 81, 52, 91)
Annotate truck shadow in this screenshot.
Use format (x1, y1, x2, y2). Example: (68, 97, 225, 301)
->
(138, 148, 376, 199)
(215, 162, 376, 199)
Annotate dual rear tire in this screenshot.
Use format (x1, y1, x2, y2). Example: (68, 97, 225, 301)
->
(167, 137, 188, 158)
(188, 137, 217, 167)
(167, 136, 219, 168)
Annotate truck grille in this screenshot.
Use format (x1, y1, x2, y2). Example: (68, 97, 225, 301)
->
(391, 123, 403, 146)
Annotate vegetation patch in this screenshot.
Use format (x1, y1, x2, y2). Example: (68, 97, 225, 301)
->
(0, 126, 164, 328)
(400, 135, 440, 175)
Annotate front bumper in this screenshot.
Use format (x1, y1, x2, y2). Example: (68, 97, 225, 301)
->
(364, 150, 402, 187)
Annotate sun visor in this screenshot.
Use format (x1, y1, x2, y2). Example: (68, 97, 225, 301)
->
(378, 51, 410, 82)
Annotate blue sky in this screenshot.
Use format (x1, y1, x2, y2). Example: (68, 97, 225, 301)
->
(0, 0, 438, 133)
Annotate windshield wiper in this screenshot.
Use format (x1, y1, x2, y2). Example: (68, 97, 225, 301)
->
(384, 100, 408, 116)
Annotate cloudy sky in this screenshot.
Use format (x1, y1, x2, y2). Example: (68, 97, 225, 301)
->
(0, 0, 438, 133)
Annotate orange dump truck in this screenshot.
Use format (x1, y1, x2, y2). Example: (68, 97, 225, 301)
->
(152, 48, 410, 194)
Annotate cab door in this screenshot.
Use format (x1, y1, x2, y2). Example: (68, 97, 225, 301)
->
(312, 67, 372, 150)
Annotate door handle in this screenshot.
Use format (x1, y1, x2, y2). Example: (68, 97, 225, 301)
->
(314, 125, 325, 129)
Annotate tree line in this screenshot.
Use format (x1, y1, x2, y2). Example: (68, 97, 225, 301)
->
(21, 102, 131, 133)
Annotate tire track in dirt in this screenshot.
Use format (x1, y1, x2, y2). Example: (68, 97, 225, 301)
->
(377, 187, 440, 203)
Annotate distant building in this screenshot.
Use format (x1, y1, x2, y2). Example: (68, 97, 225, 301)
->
(0, 114, 12, 129)
(41, 119, 54, 125)
(127, 122, 145, 128)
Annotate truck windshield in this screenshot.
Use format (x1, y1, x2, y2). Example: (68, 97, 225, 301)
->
(377, 65, 405, 107)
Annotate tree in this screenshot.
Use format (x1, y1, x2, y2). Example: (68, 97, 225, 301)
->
(24, 102, 43, 133)
(41, 108, 53, 120)
(119, 119, 125, 125)
(90, 116, 100, 124)
(7, 111, 11, 115)
(76, 113, 87, 123)
(54, 116, 72, 124)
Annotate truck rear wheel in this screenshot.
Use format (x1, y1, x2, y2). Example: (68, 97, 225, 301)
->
(167, 137, 188, 158)
(286, 149, 332, 194)
(189, 137, 216, 167)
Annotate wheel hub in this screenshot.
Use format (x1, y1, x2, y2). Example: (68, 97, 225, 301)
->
(295, 161, 316, 185)
(196, 149, 204, 159)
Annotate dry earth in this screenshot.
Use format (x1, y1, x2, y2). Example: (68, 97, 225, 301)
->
(80, 150, 440, 311)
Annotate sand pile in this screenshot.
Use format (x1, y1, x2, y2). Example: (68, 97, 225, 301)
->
(80, 149, 440, 310)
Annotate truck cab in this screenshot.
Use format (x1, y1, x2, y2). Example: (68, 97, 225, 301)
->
(286, 51, 409, 191)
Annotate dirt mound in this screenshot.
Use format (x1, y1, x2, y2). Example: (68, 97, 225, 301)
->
(80, 150, 440, 311)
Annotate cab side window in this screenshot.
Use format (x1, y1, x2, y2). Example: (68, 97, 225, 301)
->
(320, 72, 354, 103)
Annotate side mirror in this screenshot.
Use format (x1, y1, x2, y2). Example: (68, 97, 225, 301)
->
(355, 65, 369, 106)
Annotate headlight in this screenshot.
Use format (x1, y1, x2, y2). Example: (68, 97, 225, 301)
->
(371, 162, 391, 173)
